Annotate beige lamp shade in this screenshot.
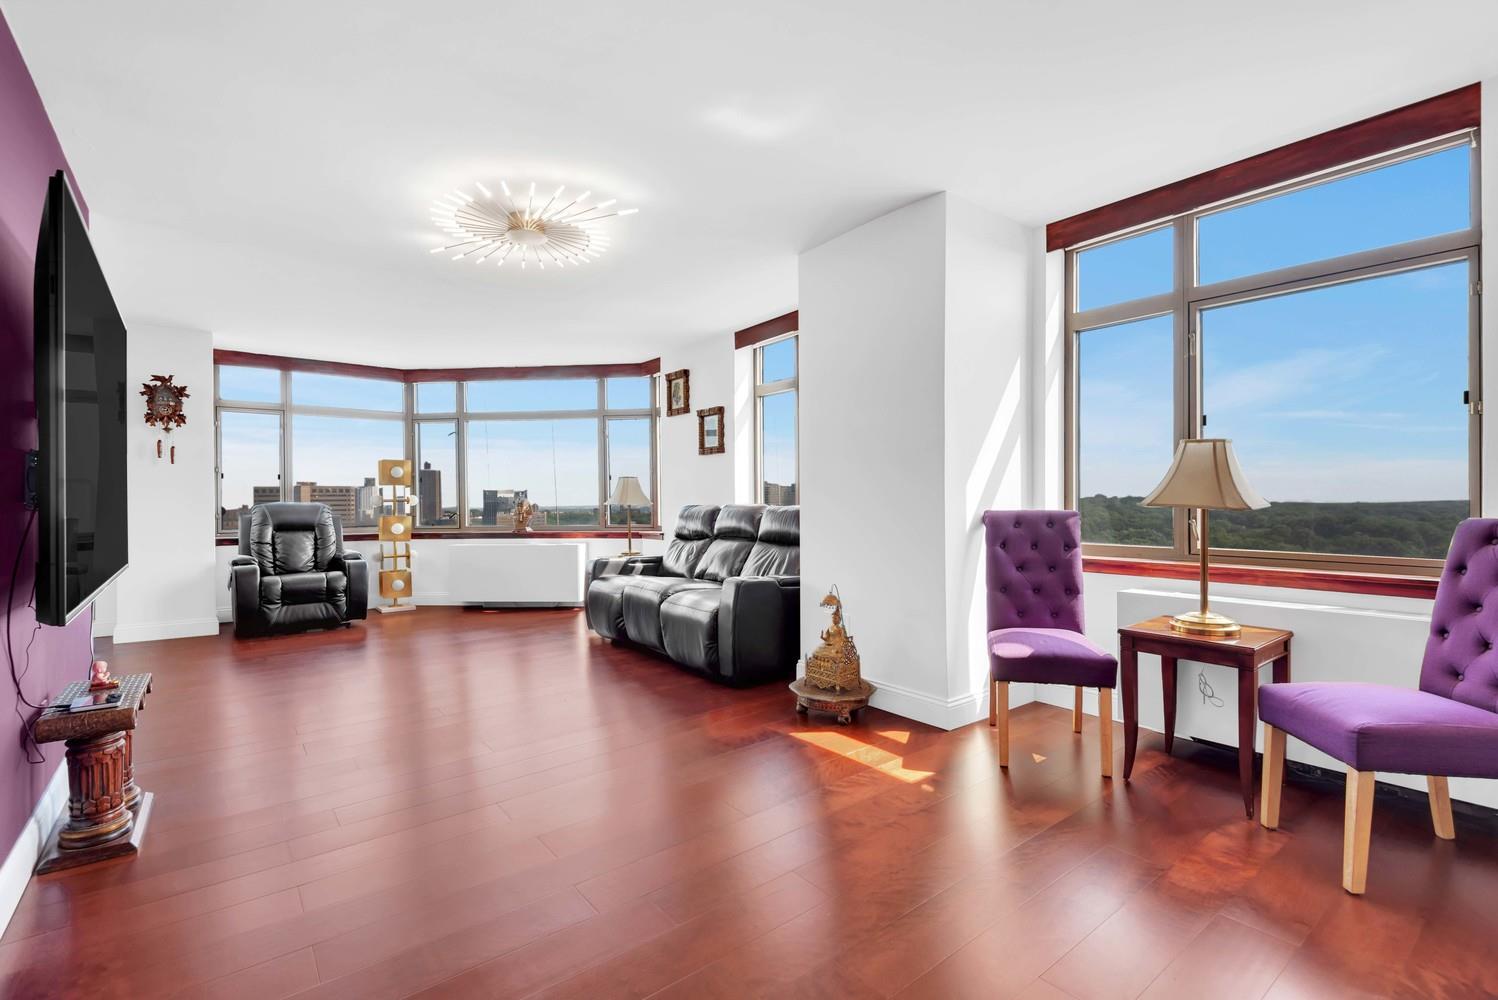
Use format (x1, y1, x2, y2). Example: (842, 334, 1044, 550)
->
(1141, 438, 1268, 511)
(609, 475, 651, 507)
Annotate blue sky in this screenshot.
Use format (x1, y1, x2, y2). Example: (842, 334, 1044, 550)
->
(1078, 145, 1471, 505)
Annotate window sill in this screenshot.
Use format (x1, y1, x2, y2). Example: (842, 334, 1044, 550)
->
(1082, 556, 1438, 600)
(215, 529, 664, 546)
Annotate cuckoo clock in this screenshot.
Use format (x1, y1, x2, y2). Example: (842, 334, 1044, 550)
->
(140, 374, 189, 463)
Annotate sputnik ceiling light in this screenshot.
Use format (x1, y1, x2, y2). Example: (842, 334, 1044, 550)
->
(429, 181, 637, 270)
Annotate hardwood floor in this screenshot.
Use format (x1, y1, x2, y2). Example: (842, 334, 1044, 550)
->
(3, 606, 1496, 999)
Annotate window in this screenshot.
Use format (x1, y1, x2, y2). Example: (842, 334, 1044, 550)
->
(1066, 134, 1480, 573)
(755, 335, 798, 505)
(217, 410, 281, 531)
(215, 366, 657, 534)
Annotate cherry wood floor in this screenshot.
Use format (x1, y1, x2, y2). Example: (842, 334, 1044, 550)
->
(3, 607, 1497, 999)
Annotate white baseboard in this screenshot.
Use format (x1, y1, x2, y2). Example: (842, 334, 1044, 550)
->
(866, 676, 1033, 730)
(1, 763, 68, 937)
(111, 617, 221, 644)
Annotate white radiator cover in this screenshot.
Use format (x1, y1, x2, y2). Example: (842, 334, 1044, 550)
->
(447, 541, 588, 606)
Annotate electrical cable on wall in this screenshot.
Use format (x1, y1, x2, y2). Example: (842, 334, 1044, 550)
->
(8, 507, 46, 763)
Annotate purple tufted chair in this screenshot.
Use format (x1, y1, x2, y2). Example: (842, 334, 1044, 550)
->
(983, 510, 1118, 776)
(1259, 517, 1498, 895)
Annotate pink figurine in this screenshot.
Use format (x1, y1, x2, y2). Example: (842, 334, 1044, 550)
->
(88, 659, 118, 691)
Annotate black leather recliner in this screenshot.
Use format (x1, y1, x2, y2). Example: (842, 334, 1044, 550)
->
(230, 502, 369, 637)
(585, 504, 799, 685)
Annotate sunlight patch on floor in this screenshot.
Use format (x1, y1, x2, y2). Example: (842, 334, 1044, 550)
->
(790, 729, 935, 784)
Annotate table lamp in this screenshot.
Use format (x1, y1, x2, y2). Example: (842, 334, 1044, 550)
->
(609, 476, 652, 556)
(1141, 438, 1267, 637)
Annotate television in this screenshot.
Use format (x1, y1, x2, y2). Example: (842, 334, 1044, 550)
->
(33, 170, 129, 627)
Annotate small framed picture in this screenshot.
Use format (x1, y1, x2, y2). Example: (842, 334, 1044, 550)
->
(697, 406, 725, 455)
(665, 369, 690, 417)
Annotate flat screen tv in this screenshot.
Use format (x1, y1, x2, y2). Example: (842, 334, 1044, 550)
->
(33, 170, 128, 627)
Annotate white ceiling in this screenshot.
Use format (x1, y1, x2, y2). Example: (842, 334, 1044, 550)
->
(8, 1, 1498, 366)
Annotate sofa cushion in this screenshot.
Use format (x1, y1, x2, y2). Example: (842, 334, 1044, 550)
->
(247, 502, 341, 575)
(622, 577, 717, 650)
(1259, 682, 1498, 777)
(695, 504, 765, 583)
(988, 627, 1117, 689)
(660, 588, 722, 673)
(662, 504, 721, 578)
(586, 574, 634, 639)
(743, 506, 798, 578)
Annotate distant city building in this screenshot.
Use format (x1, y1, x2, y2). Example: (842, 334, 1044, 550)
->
(220, 504, 251, 531)
(291, 481, 358, 526)
(763, 482, 797, 505)
(419, 462, 442, 524)
(356, 476, 381, 524)
(252, 485, 281, 506)
(481, 488, 528, 526)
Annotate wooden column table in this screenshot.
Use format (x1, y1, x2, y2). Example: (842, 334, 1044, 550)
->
(31, 672, 153, 873)
(1118, 618, 1290, 817)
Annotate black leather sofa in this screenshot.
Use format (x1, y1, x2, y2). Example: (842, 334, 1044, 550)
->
(230, 502, 369, 637)
(586, 504, 799, 685)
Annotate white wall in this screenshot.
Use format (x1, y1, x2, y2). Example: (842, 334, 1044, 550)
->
(942, 195, 1034, 722)
(801, 196, 951, 724)
(799, 193, 1036, 728)
(655, 332, 740, 538)
(105, 322, 219, 643)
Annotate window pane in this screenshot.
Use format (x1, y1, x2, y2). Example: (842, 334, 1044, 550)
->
(218, 410, 281, 531)
(1077, 315, 1174, 545)
(1198, 146, 1471, 285)
(1076, 227, 1173, 312)
(1201, 262, 1468, 558)
(416, 381, 457, 413)
(291, 371, 404, 411)
(466, 379, 598, 412)
(606, 376, 651, 410)
(466, 418, 599, 527)
(218, 365, 280, 404)
(415, 421, 458, 527)
(290, 415, 404, 528)
(606, 418, 653, 525)
(760, 338, 797, 383)
(759, 390, 798, 505)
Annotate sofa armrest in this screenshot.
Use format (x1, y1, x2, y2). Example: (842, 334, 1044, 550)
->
(229, 557, 261, 637)
(588, 555, 663, 586)
(332, 551, 369, 621)
(719, 576, 800, 685)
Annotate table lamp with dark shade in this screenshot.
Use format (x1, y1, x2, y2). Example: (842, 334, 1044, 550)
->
(609, 475, 652, 556)
(1141, 438, 1268, 637)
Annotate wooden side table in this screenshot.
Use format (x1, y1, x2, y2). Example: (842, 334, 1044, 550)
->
(1119, 617, 1290, 817)
(31, 672, 153, 873)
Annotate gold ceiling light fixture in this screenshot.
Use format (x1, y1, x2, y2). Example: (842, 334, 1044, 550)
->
(429, 180, 637, 270)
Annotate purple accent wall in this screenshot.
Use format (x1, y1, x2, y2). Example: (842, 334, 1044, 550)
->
(0, 11, 93, 852)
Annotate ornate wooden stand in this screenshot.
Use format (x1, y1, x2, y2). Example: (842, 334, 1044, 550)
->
(32, 672, 154, 874)
(790, 677, 874, 725)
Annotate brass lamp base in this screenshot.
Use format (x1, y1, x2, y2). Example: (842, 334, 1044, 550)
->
(1168, 609, 1242, 638)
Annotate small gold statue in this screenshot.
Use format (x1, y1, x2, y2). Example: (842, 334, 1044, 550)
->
(804, 586, 862, 692)
(512, 498, 537, 532)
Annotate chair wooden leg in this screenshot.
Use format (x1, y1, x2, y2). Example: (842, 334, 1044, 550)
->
(988, 678, 997, 727)
(1097, 688, 1113, 779)
(1260, 723, 1285, 830)
(1343, 768, 1375, 895)
(995, 681, 1010, 768)
(1428, 775, 1455, 840)
(1072, 686, 1083, 734)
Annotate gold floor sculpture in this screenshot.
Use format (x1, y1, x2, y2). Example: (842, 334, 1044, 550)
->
(375, 458, 415, 614)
